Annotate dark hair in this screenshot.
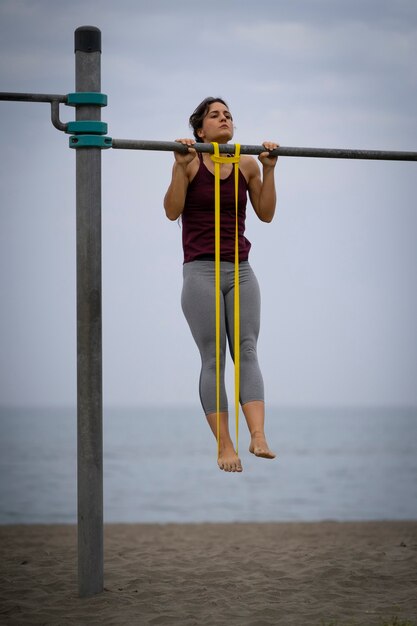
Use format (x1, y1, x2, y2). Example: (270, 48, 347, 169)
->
(189, 97, 230, 142)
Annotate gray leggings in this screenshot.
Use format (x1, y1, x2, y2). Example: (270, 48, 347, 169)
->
(181, 260, 264, 415)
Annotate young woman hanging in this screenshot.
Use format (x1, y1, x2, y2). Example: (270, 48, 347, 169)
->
(164, 97, 278, 473)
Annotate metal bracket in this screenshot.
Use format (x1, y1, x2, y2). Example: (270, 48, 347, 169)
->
(69, 135, 112, 149)
(66, 92, 108, 107)
(66, 92, 109, 146)
(66, 121, 108, 135)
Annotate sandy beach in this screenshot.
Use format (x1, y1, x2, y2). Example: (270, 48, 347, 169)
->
(0, 521, 416, 625)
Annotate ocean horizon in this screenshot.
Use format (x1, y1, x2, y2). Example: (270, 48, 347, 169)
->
(1, 405, 416, 525)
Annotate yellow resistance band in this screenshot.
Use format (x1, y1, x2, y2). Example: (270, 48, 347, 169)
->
(210, 142, 241, 458)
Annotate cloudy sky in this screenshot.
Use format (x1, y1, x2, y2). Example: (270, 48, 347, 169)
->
(0, 0, 416, 410)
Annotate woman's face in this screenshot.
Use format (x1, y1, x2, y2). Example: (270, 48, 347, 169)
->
(197, 101, 234, 143)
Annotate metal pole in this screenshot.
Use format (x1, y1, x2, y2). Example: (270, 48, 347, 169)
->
(75, 25, 103, 597)
(111, 138, 417, 161)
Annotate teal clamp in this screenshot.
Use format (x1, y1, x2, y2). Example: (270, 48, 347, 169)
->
(66, 121, 108, 135)
(66, 92, 108, 106)
(66, 93, 110, 148)
(69, 135, 113, 149)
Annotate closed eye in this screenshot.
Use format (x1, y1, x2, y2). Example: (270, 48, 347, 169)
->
(210, 111, 233, 120)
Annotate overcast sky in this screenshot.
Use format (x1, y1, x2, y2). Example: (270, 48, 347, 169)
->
(0, 0, 416, 410)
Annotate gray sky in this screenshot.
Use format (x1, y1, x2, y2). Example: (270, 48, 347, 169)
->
(0, 0, 416, 409)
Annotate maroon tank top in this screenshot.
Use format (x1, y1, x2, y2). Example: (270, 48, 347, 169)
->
(182, 154, 251, 263)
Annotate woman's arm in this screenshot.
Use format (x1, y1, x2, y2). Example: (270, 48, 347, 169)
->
(246, 141, 278, 223)
(163, 139, 197, 221)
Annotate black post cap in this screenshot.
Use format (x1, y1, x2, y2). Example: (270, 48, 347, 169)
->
(75, 26, 101, 53)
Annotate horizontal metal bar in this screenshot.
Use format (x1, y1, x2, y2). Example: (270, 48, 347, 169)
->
(1, 94, 415, 161)
(111, 138, 417, 161)
(0, 92, 67, 103)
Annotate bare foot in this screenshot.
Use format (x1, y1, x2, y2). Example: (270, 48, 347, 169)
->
(218, 446, 243, 472)
(249, 434, 276, 459)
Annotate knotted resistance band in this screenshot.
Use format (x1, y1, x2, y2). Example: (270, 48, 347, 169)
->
(210, 142, 241, 458)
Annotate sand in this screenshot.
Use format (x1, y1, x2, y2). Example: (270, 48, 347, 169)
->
(0, 521, 416, 626)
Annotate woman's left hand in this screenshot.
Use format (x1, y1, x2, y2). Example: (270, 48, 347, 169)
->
(258, 141, 279, 167)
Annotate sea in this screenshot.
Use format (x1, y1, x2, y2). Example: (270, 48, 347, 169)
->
(0, 405, 416, 524)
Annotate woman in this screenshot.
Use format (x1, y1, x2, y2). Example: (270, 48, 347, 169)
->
(164, 97, 278, 473)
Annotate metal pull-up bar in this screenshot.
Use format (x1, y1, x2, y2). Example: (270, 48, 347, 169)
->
(2, 93, 417, 162)
(1, 24, 416, 602)
(111, 138, 417, 161)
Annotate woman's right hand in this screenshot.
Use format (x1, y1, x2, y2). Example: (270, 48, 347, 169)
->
(174, 138, 197, 165)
